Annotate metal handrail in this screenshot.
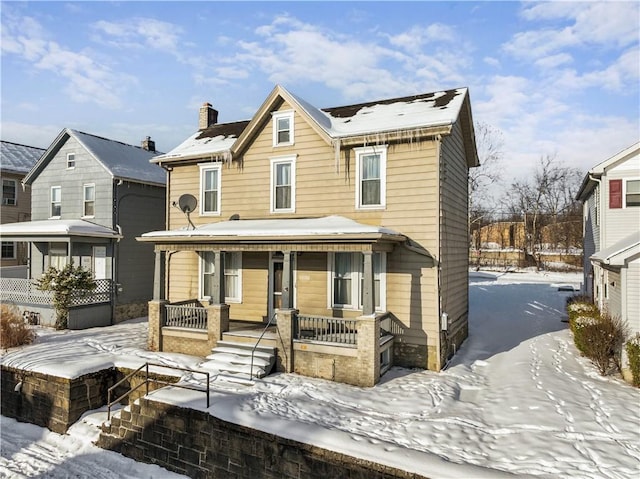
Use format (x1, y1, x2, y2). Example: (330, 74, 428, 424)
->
(107, 362, 210, 420)
(249, 312, 277, 381)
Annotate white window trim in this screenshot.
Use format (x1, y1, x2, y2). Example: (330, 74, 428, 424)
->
(50, 186, 61, 219)
(2, 178, 17, 206)
(67, 153, 75, 169)
(623, 177, 640, 208)
(272, 110, 295, 147)
(199, 163, 222, 216)
(354, 145, 387, 210)
(270, 155, 296, 213)
(1, 241, 16, 259)
(198, 251, 242, 303)
(327, 252, 386, 312)
(82, 183, 95, 218)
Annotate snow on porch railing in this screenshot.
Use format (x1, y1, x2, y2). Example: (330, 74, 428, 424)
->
(294, 315, 357, 346)
(0, 278, 113, 306)
(164, 302, 207, 330)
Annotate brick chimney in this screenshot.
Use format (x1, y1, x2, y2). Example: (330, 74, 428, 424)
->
(141, 136, 156, 152)
(199, 102, 219, 130)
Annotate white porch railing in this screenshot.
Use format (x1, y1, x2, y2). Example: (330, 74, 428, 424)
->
(294, 315, 358, 345)
(0, 278, 113, 306)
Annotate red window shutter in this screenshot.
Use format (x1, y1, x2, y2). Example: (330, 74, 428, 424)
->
(609, 179, 622, 208)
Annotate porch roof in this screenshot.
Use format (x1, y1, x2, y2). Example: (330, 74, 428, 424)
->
(138, 215, 406, 249)
(591, 231, 640, 267)
(0, 219, 122, 241)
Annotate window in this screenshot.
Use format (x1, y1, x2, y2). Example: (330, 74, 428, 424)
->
(272, 111, 294, 146)
(83, 184, 95, 217)
(270, 156, 296, 212)
(2, 179, 16, 206)
(49, 243, 68, 270)
(329, 252, 385, 311)
(355, 146, 387, 209)
(67, 153, 75, 169)
(1, 242, 16, 259)
(200, 251, 242, 302)
(199, 164, 221, 215)
(625, 179, 640, 207)
(51, 186, 61, 217)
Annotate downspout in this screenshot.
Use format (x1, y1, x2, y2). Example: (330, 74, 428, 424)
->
(435, 134, 444, 370)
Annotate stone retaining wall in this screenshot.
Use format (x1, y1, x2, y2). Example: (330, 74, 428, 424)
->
(98, 396, 430, 479)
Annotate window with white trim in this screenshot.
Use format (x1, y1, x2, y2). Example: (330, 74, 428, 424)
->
(329, 252, 385, 311)
(51, 186, 61, 217)
(199, 164, 221, 215)
(625, 179, 640, 207)
(83, 184, 95, 217)
(67, 153, 75, 169)
(2, 179, 16, 206)
(1, 242, 16, 259)
(355, 146, 387, 209)
(49, 243, 68, 270)
(272, 111, 294, 147)
(270, 156, 296, 212)
(200, 251, 242, 302)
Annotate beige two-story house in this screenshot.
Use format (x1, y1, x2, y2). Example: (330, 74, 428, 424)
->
(140, 85, 478, 386)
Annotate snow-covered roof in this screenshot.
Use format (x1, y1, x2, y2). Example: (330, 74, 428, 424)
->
(24, 129, 166, 186)
(141, 215, 403, 241)
(0, 141, 45, 175)
(0, 219, 122, 239)
(153, 85, 472, 165)
(591, 231, 640, 266)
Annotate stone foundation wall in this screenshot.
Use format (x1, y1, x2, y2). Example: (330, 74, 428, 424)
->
(115, 302, 149, 323)
(1, 366, 116, 434)
(393, 341, 429, 369)
(98, 396, 430, 479)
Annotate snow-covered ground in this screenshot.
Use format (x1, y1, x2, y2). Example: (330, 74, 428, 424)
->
(1, 269, 639, 478)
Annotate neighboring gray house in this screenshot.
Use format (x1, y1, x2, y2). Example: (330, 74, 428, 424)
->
(576, 141, 640, 382)
(0, 129, 166, 328)
(0, 141, 45, 271)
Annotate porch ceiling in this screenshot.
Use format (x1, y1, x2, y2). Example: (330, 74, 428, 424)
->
(138, 215, 405, 252)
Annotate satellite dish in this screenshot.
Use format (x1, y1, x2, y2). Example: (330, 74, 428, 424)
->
(178, 194, 197, 214)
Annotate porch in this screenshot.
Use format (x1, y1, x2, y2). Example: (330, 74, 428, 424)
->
(0, 277, 115, 329)
(149, 298, 395, 386)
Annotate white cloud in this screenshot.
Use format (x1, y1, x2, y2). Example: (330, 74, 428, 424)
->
(534, 53, 573, 70)
(387, 23, 457, 53)
(1, 14, 133, 109)
(483, 57, 501, 68)
(92, 18, 182, 53)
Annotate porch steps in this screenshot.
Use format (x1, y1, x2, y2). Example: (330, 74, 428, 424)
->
(200, 340, 277, 380)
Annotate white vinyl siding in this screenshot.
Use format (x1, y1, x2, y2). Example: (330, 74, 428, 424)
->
(355, 145, 387, 209)
(199, 164, 221, 215)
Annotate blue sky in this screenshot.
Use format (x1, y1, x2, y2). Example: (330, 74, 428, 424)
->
(1, 1, 639, 195)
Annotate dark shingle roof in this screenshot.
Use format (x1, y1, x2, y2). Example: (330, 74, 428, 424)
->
(0, 141, 45, 175)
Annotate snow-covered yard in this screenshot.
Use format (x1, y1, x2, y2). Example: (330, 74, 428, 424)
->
(1, 270, 639, 478)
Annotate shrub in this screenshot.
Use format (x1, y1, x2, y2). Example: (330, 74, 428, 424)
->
(1, 304, 35, 349)
(573, 309, 628, 375)
(626, 334, 640, 387)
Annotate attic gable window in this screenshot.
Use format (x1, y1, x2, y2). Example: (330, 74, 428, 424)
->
(67, 153, 75, 169)
(273, 111, 294, 147)
(199, 163, 222, 216)
(355, 145, 387, 209)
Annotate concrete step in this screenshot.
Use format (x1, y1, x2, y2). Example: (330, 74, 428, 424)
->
(214, 340, 276, 356)
(201, 339, 277, 379)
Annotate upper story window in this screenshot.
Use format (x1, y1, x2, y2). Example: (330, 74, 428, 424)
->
(329, 252, 385, 311)
(200, 251, 242, 303)
(67, 153, 75, 169)
(50, 186, 61, 218)
(355, 146, 387, 209)
(2, 179, 17, 206)
(272, 111, 294, 147)
(626, 179, 640, 207)
(199, 164, 221, 215)
(83, 184, 95, 217)
(270, 156, 296, 213)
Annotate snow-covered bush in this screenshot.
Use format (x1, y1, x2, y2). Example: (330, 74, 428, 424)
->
(572, 309, 628, 376)
(0, 304, 35, 349)
(34, 263, 96, 330)
(626, 334, 640, 387)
